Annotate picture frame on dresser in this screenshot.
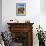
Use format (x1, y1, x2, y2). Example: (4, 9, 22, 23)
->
(16, 3, 26, 16)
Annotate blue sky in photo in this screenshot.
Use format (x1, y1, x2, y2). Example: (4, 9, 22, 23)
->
(16, 3, 26, 8)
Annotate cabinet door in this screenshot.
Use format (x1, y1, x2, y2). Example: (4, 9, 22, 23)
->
(11, 32, 28, 46)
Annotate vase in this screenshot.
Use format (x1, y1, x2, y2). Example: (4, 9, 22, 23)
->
(39, 40, 45, 46)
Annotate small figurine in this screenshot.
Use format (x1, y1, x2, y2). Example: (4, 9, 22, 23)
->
(25, 20, 30, 23)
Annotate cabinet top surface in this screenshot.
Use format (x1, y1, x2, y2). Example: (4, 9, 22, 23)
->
(7, 23, 34, 25)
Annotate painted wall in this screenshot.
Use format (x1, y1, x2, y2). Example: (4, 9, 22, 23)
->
(2, 0, 46, 46)
(40, 0, 46, 13)
(40, 0, 46, 31)
(2, 0, 40, 31)
(0, 0, 2, 32)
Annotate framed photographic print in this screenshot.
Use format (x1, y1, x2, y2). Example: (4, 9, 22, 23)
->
(16, 3, 26, 16)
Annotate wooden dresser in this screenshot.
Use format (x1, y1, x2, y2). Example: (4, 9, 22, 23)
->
(7, 23, 34, 46)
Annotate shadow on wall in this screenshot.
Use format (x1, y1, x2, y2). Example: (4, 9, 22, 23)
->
(40, 0, 46, 13)
(0, 0, 2, 32)
(0, 16, 2, 32)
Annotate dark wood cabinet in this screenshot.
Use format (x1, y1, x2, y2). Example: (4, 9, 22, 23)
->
(7, 23, 34, 46)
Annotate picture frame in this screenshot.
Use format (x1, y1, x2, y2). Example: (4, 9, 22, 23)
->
(16, 3, 26, 16)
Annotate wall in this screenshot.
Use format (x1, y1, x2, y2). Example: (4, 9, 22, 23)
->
(40, 0, 46, 31)
(0, 0, 2, 32)
(2, 0, 46, 46)
(40, 0, 46, 13)
(2, 0, 40, 30)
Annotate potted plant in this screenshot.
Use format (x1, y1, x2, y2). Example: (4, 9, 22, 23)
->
(36, 25, 45, 46)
